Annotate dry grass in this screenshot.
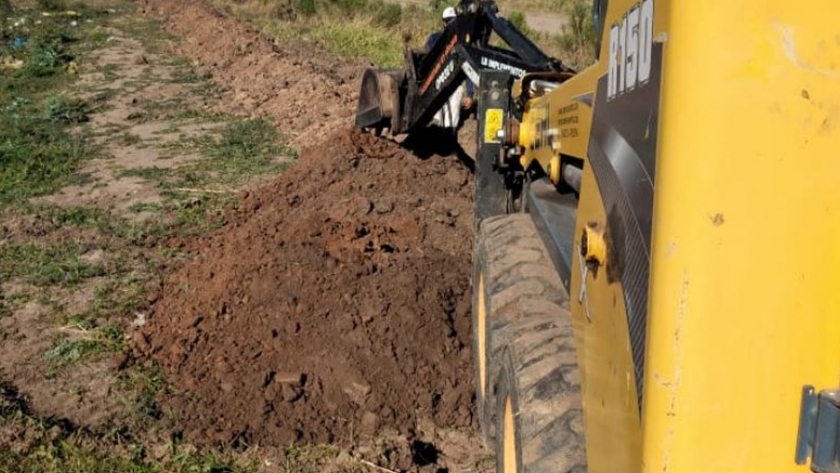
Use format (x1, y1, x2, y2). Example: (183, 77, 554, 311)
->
(499, 0, 566, 13)
(425, 0, 567, 14)
(206, 0, 596, 69)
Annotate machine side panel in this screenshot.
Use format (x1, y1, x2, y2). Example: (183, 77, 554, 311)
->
(570, 164, 644, 473)
(642, 1, 840, 472)
(587, 41, 663, 413)
(550, 0, 664, 472)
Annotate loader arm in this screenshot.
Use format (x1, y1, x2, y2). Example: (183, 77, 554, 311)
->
(355, 0, 568, 135)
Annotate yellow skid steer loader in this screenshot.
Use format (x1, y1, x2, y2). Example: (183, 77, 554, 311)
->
(356, 0, 840, 471)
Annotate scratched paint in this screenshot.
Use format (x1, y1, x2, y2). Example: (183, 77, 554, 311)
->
(777, 24, 840, 78)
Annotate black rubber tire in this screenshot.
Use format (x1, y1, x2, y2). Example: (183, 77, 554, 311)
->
(472, 214, 586, 472)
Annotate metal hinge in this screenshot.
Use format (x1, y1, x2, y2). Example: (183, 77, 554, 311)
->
(796, 386, 840, 473)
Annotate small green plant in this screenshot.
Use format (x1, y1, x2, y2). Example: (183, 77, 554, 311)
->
(128, 202, 163, 214)
(43, 323, 125, 375)
(296, 0, 317, 16)
(42, 95, 91, 124)
(0, 24, 98, 204)
(25, 38, 72, 77)
(122, 365, 165, 422)
(281, 444, 341, 473)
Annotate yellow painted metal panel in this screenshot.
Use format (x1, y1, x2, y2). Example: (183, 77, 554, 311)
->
(643, 2, 840, 472)
(571, 164, 642, 473)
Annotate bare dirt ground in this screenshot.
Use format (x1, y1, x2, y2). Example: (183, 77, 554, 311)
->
(0, 5, 235, 434)
(138, 0, 367, 152)
(132, 1, 487, 469)
(1, 0, 488, 471)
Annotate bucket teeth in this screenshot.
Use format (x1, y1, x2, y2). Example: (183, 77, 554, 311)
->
(363, 125, 407, 144)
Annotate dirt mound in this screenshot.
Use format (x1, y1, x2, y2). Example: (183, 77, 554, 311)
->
(140, 0, 366, 151)
(134, 128, 476, 447)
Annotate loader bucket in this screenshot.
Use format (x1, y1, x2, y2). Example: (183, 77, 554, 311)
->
(355, 68, 403, 131)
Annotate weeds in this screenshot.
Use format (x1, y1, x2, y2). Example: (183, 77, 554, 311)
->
(120, 365, 164, 422)
(204, 118, 291, 180)
(1, 372, 248, 470)
(44, 328, 123, 371)
(0, 420, 255, 473)
(211, 0, 596, 69)
(0, 9, 102, 204)
(120, 117, 292, 196)
(0, 99, 96, 202)
(558, 0, 597, 68)
(0, 243, 105, 287)
(309, 21, 404, 67)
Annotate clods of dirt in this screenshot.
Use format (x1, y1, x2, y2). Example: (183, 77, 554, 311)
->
(134, 128, 476, 448)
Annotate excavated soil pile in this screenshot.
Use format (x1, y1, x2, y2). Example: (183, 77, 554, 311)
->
(135, 128, 476, 447)
(140, 0, 366, 150)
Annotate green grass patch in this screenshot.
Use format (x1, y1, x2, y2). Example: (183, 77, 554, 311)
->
(121, 117, 292, 192)
(0, 439, 258, 473)
(202, 118, 292, 182)
(0, 446, 251, 473)
(281, 444, 342, 473)
(0, 6, 108, 205)
(118, 364, 165, 423)
(12, 204, 152, 242)
(309, 21, 403, 67)
(1, 369, 253, 472)
(101, 63, 121, 79)
(0, 96, 99, 203)
(172, 194, 234, 234)
(0, 411, 256, 473)
(0, 243, 106, 287)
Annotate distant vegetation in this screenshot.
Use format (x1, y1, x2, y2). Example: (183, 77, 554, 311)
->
(208, 0, 597, 69)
